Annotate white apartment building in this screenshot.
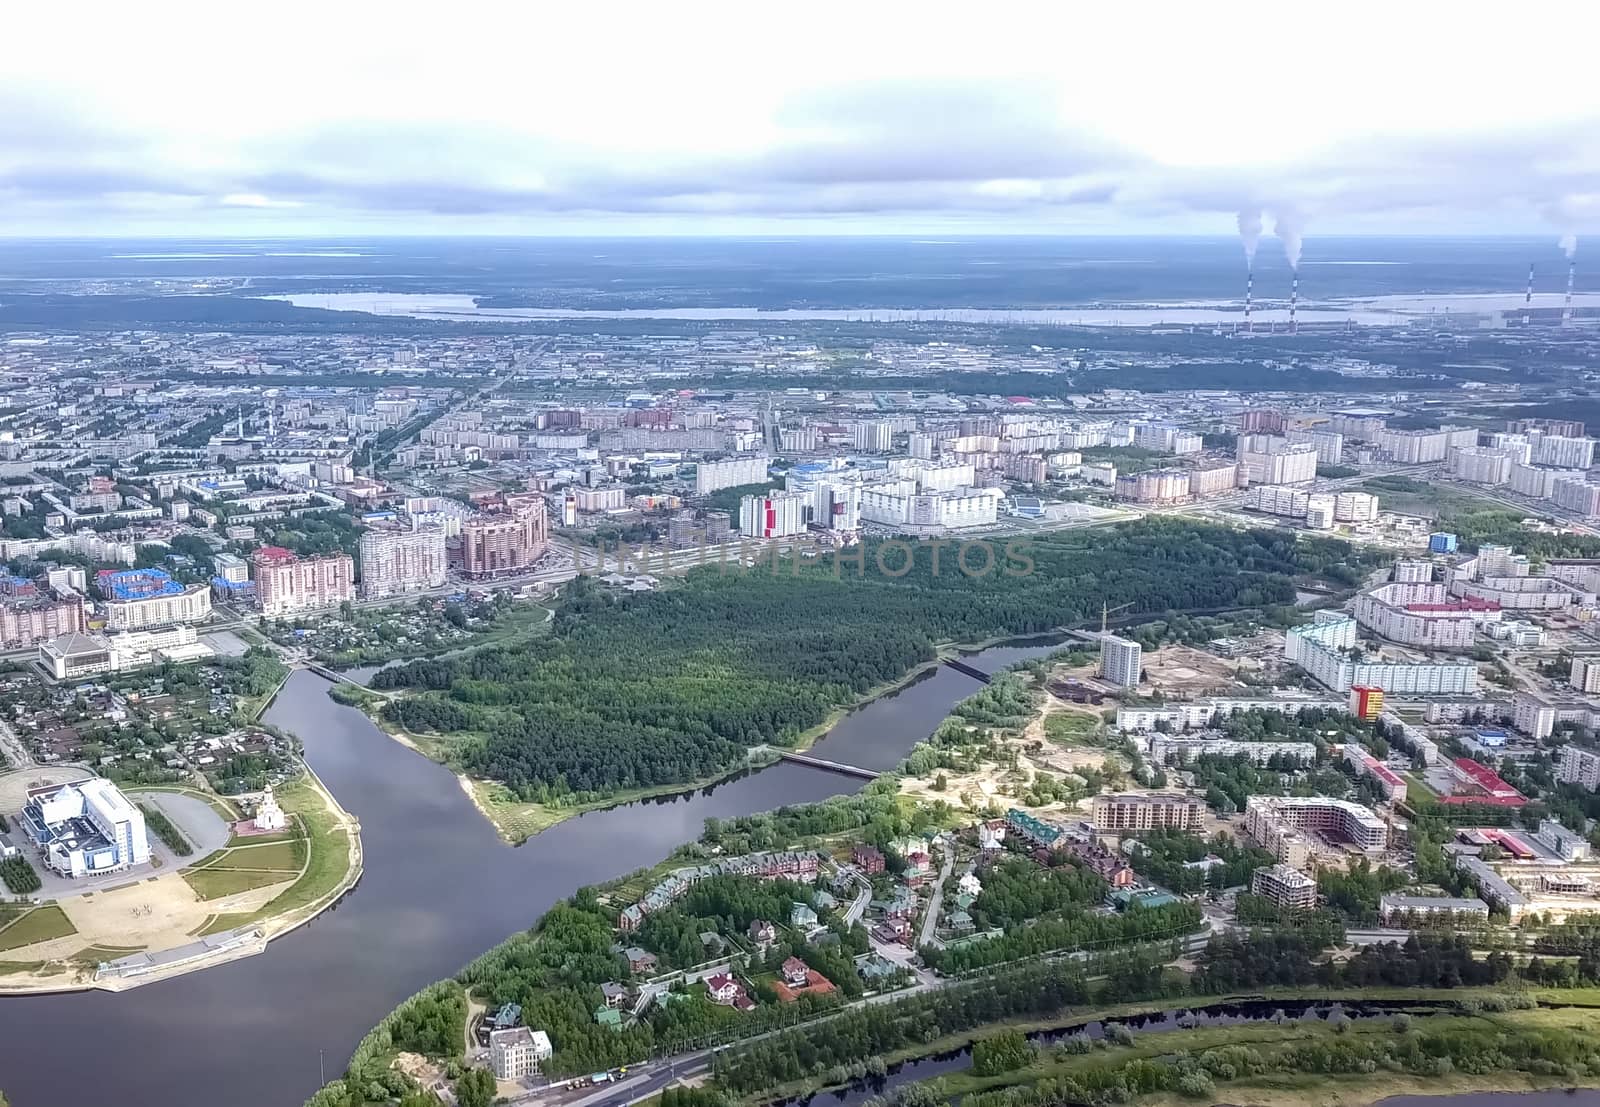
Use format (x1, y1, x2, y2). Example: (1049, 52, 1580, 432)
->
(1448, 446, 1513, 485)
(1147, 737, 1317, 767)
(1572, 656, 1600, 694)
(1286, 427, 1345, 465)
(102, 584, 212, 631)
(1552, 478, 1600, 517)
(738, 491, 808, 538)
(859, 483, 1001, 534)
(1375, 428, 1450, 464)
(1285, 614, 1477, 694)
(1488, 433, 1533, 464)
(1100, 635, 1142, 689)
(1509, 463, 1583, 499)
(1513, 692, 1556, 740)
(1351, 581, 1488, 650)
(1114, 697, 1342, 733)
(1236, 435, 1317, 484)
(1091, 792, 1205, 833)
(1558, 744, 1600, 789)
(1334, 491, 1379, 523)
(1531, 433, 1597, 470)
(695, 455, 770, 495)
(853, 422, 893, 453)
(359, 525, 448, 599)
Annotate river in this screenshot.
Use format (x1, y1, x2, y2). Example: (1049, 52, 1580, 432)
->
(0, 638, 1062, 1107)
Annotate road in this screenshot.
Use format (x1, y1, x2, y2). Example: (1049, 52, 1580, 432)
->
(915, 839, 957, 951)
(0, 716, 34, 769)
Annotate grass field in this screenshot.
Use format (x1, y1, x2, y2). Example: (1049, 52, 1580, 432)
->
(196, 841, 304, 872)
(197, 773, 358, 934)
(182, 866, 295, 900)
(0, 905, 78, 952)
(1043, 712, 1100, 745)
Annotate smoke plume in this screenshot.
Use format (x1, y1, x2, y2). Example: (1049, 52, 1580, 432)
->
(1275, 213, 1304, 270)
(1560, 233, 1579, 259)
(1236, 209, 1263, 266)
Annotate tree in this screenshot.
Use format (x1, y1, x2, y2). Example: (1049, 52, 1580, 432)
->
(971, 1029, 1035, 1076)
(455, 1067, 496, 1107)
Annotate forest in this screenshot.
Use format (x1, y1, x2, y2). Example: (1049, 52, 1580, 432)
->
(372, 519, 1367, 801)
(1125, 828, 1274, 895)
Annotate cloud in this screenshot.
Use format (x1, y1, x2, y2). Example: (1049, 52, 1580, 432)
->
(1, 70, 1598, 234)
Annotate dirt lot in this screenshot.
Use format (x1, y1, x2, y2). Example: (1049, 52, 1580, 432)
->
(1138, 645, 1245, 696)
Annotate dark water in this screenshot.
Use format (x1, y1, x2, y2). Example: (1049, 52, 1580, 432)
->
(1377, 1096, 1600, 1107)
(0, 639, 1057, 1107)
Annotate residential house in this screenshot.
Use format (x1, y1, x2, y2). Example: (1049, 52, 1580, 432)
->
(599, 982, 630, 1007)
(749, 919, 776, 947)
(790, 902, 819, 929)
(852, 844, 886, 874)
(624, 947, 658, 975)
(782, 956, 811, 986)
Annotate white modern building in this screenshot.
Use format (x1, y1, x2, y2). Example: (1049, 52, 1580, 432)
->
(1286, 427, 1345, 466)
(1285, 613, 1477, 694)
(359, 525, 448, 599)
(859, 483, 1001, 534)
(695, 455, 770, 495)
(1114, 696, 1342, 733)
(1351, 580, 1491, 649)
(1252, 863, 1319, 908)
(1552, 478, 1600, 517)
(1531, 433, 1596, 470)
(1513, 692, 1557, 740)
(1448, 446, 1513, 485)
(738, 490, 808, 538)
(40, 625, 212, 680)
(1573, 657, 1600, 694)
(21, 779, 152, 878)
(853, 422, 893, 453)
(1558, 744, 1600, 789)
(1100, 635, 1142, 689)
(489, 1027, 553, 1079)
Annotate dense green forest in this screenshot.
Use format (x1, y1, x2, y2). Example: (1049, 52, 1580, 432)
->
(373, 520, 1374, 801)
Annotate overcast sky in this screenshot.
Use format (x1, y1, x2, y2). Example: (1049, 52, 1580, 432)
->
(4, 2, 1598, 238)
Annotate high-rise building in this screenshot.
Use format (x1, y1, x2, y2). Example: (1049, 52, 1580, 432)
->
(1551, 478, 1600, 517)
(359, 525, 448, 599)
(1558, 745, 1600, 790)
(1236, 435, 1317, 484)
(695, 455, 770, 495)
(1531, 433, 1597, 470)
(738, 491, 807, 538)
(1286, 427, 1344, 465)
(1349, 685, 1384, 721)
(1100, 635, 1142, 689)
(97, 568, 212, 630)
(251, 547, 356, 616)
(853, 422, 893, 453)
(0, 591, 84, 649)
(1448, 446, 1513, 485)
(461, 509, 548, 578)
(1374, 428, 1450, 464)
(1572, 656, 1600, 694)
(1241, 408, 1288, 434)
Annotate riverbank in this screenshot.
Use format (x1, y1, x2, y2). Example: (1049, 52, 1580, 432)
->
(0, 763, 361, 995)
(361, 631, 1063, 844)
(740, 991, 1600, 1107)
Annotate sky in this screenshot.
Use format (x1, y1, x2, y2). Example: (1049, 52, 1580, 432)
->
(4, 1, 1599, 238)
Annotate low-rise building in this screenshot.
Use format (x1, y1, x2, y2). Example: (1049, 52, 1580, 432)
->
(1251, 863, 1318, 910)
(1089, 792, 1205, 833)
(1378, 894, 1490, 925)
(489, 1027, 552, 1080)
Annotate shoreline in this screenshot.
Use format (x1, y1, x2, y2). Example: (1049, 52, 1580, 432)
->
(0, 761, 363, 996)
(357, 628, 1072, 844)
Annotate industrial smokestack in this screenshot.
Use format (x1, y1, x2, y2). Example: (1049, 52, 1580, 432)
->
(1290, 271, 1299, 335)
(1244, 268, 1254, 334)
(1524, 263, 1534, 326)
(1565, 259, 1577, 326)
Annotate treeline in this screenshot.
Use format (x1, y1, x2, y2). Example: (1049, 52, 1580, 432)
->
(1196, 931, 1513, 993)
(712, 951, 1166, 1094)
(138, 803, 193, 857)
(371, 520, 1356, 801)
(921, 901, 1202, 975)
(953, 1009, 1598, 1107)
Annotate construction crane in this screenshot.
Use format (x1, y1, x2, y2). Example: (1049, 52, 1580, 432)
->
(1101, 600, 1135, 634)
